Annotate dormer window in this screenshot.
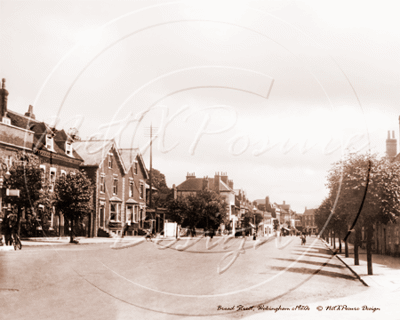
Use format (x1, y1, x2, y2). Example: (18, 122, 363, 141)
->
(2, 117, 11, 125)
(46, 135, 54, 151)
(65, 142, 73, 156)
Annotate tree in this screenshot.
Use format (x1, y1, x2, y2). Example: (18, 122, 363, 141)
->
(322, 152, 400, 274)
(166, 190, 228, 233)
(147, 168, 168, 192)
(54, 171, 93, 243)
(4, 152, 50, 236)
(147, 168, 171, 209)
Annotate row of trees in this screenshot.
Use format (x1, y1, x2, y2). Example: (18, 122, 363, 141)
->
(315, 152, 400, 275)
(3, 152, 93, 243)
(3, 151, 231, 241)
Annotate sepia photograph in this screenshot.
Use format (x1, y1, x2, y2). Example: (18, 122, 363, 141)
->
(1, 0, 399, 319)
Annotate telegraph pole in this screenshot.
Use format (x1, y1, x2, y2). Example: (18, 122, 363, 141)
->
(149, 124, 153, 209)
(144, 124, 157, 233)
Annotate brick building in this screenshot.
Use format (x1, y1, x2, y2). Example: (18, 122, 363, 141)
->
(1, 79, 83, 236)
(176, 172, 236, 231)
(303, 207, 318, 235)
(74, 140, 148, 237)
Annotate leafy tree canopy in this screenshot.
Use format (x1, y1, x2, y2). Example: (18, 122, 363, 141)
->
(166, 190, 228, 231)
(319, 152, 400, 233)
(54, 170, 93, 222)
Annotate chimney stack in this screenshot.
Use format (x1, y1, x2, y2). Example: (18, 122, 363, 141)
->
(386, 130, 397, 160)
(186, 172, 196, 180)
(265, 196, 270, 209)
(214, 172, 220, 193)
(173, 184, 177, 200)
(25, 104, 35, 119)
(221, 172, 228, 184)
(202, 176, 209, 190)
(0, 78, 9, 118)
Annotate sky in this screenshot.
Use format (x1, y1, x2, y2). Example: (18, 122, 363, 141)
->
(1, 0, 399, 212)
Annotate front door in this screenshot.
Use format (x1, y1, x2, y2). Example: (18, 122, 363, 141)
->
(99, 206, 105, 228)
(126, 206, 133, 223)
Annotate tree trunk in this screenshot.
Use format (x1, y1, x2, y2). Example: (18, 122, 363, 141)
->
(339, 234, 342, 253)
(366, 223, 373, 275)
(345, 237, 349, 257)
(333, 231, 336, 249)
(17, 206, 21, 237)
(354, 225, 360, 265)
(69, 218, 74, 243)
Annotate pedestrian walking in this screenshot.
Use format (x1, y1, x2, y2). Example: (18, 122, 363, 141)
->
(145, 229, 152, 242)
(1, 211, 11, 246)
(301, 233, 306, 245)
(122, 221, 131, 238)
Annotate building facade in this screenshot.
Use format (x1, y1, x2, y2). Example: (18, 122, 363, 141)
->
(303, 207, 318, 235)
(176, 172, 236, 228)
(74, 140, 148, 237)
(1, 79, 83, 236)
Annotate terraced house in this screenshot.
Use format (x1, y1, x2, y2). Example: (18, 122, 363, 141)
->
(74, 140, 148, 237)
(1, 79, 83, 236)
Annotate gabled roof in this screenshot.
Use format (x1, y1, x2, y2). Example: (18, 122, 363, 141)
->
(119, 148, 139, 171)
(74, 140, 125, 172)
(73, 140, 113, 166)
(118, 148, 149, 179)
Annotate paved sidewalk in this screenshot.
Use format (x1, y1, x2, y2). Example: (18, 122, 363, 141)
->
(0, 234, 231, 250)
(0, 236, 143, 250)
(321, 237, 400, 290)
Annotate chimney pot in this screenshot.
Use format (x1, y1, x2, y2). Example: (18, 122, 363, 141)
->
(0, 78, 9, 118)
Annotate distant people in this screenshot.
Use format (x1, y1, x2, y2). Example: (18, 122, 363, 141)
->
(1, 213, 10, 245)
(145, 229, 152, 242)
(301, 233, 306, 245)
(122, 222, 130, 238)
(210, 228, 215, 239)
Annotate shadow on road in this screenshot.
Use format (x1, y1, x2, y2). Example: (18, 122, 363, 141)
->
(269, 265, 356, 280)
(273, 257, 346, 269)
